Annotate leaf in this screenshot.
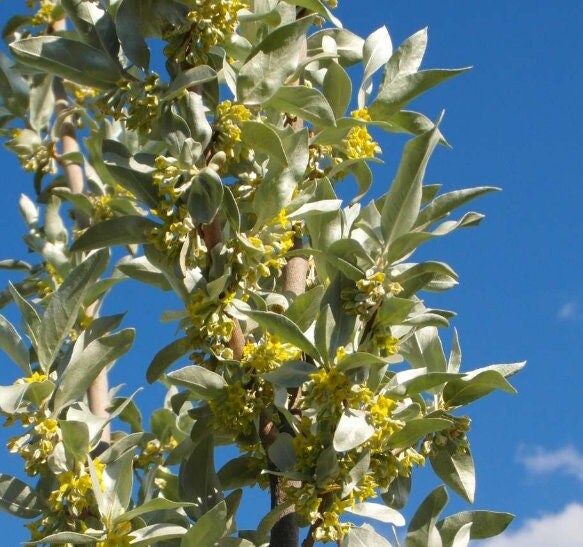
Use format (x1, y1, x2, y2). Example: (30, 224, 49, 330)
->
(166, 365, 226, 400)
(415, 187, 500, 229)
(450, 523, 472, 547)
(238, 308, 322, 362)
(0, 384, 27, 414)
(323, 62, 352, 119)
(333, 409, 375, 452)
(307, 28, 364, 67)
(400, 326, 448, 374)
(382, 28, 428, 86)
(437, 511, 514, 545)
(382, 474, 411, 510)
(181, 500, 228, 546)
(24, 532, 98, 545)
(38, 250, 108, 371)
(114, 498, 196, 525)
(346, 502, 405, 525)
(8, 283, 41, 350)
(381, 125, 442, 248)
(179, 434, 223, 520)
(0, 314, 30, 374)
(188, 168, 224, 224)
(387, 418, 452, 449)
(371, 69, 470, 121)
(443, 369, 519, 407)
(237, 15, 316, 104)
(430, 442, 475, 503)
(359, 26, 393, 108)
(71, 216, 160, 252)
(9, 36, 122, 89)
(102, 450, 134, 521)
(0, 51, 29, 117)
(147, 336, 190, 383)
(61, 0, 119, 59)
(116, 256, 171, 291)
(218, 456, 262, 490)
(267, 85, 336, 127)
(284, 285, 325, 331)
(0, 474, 45, 519)
(59, 420, 90, 463)
(262, 360, 317, 388)
(240, 121, 288, 166)
(268, 432, 297, 471)
(29, 73, 54, 132)
(129, 524, 188, 546)
(405, 486, 448, 547)
(341, 525, 393, 547)
(164, 65, 218, 100)
(53, 328, 135, 411)
(115, 0, 150, 70)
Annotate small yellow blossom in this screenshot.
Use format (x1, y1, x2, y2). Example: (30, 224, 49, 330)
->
(351, 107, 372, 121)
(17, 372, 47, 385)
(243, 333, 301, 373)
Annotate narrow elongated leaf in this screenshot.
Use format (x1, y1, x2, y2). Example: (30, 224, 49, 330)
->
(382, 28, 428, 86)
(437, 511, 514, 544)
(24, 532, 97, 545)
(238, 308, 322, 362)
(181, 500, 228, 546)
(53, 328, 135, 411)
(38, 250, 108, 371)
(406, 486, 448, 547)
(284, 285, 325, 331)
(114, 498, 196, 525)
(267, 86, 336, 127)
(0, 314, 30, 374)
(147, 336, 190, 383)
(262, 360, 317, 388)
(341, 525, 393, 547)
(333, 409, 375, 452)
(237, 15, 315, 104)
(0, 474, 45, 519)
(443, 370, 517, 407)
(381, 125, 441, 247)
(218, 456, 262, 490)
(430, 442, 475, 503)
(102, 450, 134, 521)
(59, 420, 90, 463)
(359, 26, 393, 107)
(71, 217, 160, 252)
(188, 168, 224, 224)
(346, 502, 405, 525)
(129, 524, 188, 546)
(8, 283, 41, 350)
(387, 418, 452, 449)
(166, 365, 226, 400)
(382, 474, 411, 510)
(164, 65, 217, 100)
(9, 36, 122, 89)
(0, 384, 27, 414)
(323, 62, 352, 119)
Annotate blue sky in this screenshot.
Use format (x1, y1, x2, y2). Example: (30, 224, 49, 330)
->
(1, 1, 583, 545)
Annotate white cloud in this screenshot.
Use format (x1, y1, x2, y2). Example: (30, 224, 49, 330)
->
(483, 503, 583, 547)
(517, 445, 583, 482)
(558, 302, 577, 320)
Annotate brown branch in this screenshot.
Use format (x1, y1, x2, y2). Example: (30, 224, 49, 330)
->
(51, 17, 110, 447)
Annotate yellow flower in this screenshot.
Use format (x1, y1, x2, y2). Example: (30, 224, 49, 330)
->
(187, 0, 248, 51)
(17, 372, 47, 384)
(215, 100, 252, 160)
(351, 107, 372, 121)
(243, 333, 302, 373)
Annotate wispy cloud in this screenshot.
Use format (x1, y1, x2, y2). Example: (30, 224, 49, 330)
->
(484, 503, 583, 547)
(517, 445, 583, 482)
(558, 301, 578, 320)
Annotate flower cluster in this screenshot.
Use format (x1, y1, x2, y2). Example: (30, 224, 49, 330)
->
(134, 436, 178, 469)
(36, 262, 63, 298)
(242, 332, 302, 373)
(214, 100, 253, 163)
(29, 0, 56, 26)
(186, 0, 247, 54)
(343, 108, 381, 160)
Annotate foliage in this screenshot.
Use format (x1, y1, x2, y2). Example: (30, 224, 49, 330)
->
(0, 1, 523, 546)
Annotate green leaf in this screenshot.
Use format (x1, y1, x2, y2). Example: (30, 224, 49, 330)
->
(115, 0, 150, 70)
(371, 69, 470, 121)
(256, 501, 294, 545)
(284, 285, 325, 331)
(341, 525, 393, 547)
(237, 15, 316, 104)
(0, 384, 27, 414)
(147, 336, 190, 383)
(179, 434, 223, 520)
(166, 365, 226, 400)
(262, 360, 317, 388)
(238, 308, 322, 362)
(0, 51, 29, 117)
(359, 26, 393, 107)
(381, 125, 442, 248)
(181, 500, 228, 546)
(323, 62, 352, 119)
(102, 450, 134, 521)
(400, 326, 448, 374)
(9, 36, 122, 89)
(129, 524, 188, 546)
(415, 187, 500, 229)
(387, 418, 452, 449)
(268, 432, 297, 471)
(240, 121, 288, 166)
(430, 442, 475, 503)
(59, 420, 90, 463)
(8, 283, 41, 351)
(116, 256, 172, 291)
(0, 314, 30, 374)
(164, 65, 218, 100)
(333, 409, 375, 452)
(218, 456, 262, 490)
(437, 511, 514, 545)
(61, 0, 119, 59)
(267, 85, 336, 127)
(0, 474, 45, 519)
(24, 532, 98, 545)
(346, 502, 405, 525)
(53, 328, 135, 411)
(405, 485, 448, 547)
(381, 474, 411, 510)
(382, 28, 428, 85)
(443, 369, 518, 407)
(307, 28, 364, 67)
(450, 522, 472, 547)
(38, 250, 108, 371)
(71, 216, 160, 252)
(114, 498, 196, 525)
(448, 329, 462, 374)
(188, 168, 224, 224)
(281, 0, 341, 26)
